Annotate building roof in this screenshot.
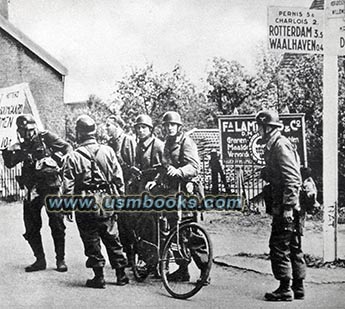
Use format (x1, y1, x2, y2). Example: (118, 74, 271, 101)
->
(0, 14, 68, 76)
(310, 0, 324, 10)
(187, 128, 220, 157)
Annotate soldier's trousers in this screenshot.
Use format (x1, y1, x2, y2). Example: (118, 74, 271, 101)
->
(117, 213, 135, 257)
(23, 195, 66, 260)
(75, 213, 127, 269)
(269, 216, 306, 281)
(167, 212, 209, 271)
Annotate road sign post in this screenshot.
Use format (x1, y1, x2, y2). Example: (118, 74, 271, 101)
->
(268, 4, 340, 262)
(322, 0, 344, 262)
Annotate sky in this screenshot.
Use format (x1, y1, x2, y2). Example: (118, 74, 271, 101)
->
(8, 0, 312, 103)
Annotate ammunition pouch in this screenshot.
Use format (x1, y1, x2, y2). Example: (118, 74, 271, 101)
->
(35, 157, 61, 190)
(80, 182, 112, 194)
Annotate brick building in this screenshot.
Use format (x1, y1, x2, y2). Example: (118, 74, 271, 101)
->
(0, 1, 68, 199)
(0, 0, 68, 137)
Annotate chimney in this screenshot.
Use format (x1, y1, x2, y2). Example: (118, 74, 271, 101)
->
(0, 0, 8, 19)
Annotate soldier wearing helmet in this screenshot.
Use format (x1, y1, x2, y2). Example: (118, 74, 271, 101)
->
(256, 110, 305, 302)
(132, 114, 163, 192)
(62, 114, 129, 288)
(255, 110, 283, 141)
(2, 114, 72, 273)
(146, 111, 208, 283)
(128, 114, 164, 273)
(106, 114, 136, 188)
(105, 114, 136, 263)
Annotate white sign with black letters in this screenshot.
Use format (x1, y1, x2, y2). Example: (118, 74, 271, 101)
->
(268, 6, 324, 54)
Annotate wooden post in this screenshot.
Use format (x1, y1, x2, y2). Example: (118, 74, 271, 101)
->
(322, 2, 338, 262)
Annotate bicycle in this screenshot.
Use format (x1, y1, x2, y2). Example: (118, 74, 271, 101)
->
(130, 183, 213, 299)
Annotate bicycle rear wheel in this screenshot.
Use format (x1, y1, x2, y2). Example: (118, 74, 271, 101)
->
(160, 222, 213, 299)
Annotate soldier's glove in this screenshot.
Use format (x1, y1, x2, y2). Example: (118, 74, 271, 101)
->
(166, 165, 182, 178)
(145, 181, 157, 191)
(130, 166, 142, 178)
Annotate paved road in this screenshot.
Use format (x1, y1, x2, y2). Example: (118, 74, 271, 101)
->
(1, 202, 345, 308)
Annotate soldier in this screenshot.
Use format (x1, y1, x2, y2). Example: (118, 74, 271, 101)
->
(105, 115, 136, 263)
(62, 115, 129, 288)
(2, 114, 71, 272)
(106, 115, 136, 187)
(146, 111, 208, 283)
(130, 114, 164, 256)
(256, 110, 306, 301)
(132, 114, 164, 193)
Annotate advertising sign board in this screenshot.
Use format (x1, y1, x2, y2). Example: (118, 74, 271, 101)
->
(218, 114, 306, 167)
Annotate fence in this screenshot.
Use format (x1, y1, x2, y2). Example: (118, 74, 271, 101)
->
(189, 128, 266, 212)
(0, 155, 24, 201)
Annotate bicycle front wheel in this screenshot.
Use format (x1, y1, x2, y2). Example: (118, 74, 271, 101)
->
(160, 222, 213, 299)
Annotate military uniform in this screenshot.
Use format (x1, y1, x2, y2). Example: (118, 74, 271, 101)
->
(135, 135, 164, 192)
(163, 133, 199, 190)
(63, 138, 127, 271)
(263, 129, 306, 300)
(160, 131, 209, 280)
(108, 132, 136, 259)
(108, 133, 136, 186)
(2, 127, 72, 272)
(133, 135, 164, 247)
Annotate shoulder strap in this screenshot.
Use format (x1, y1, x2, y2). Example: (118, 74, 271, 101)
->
(149, 138, 156, 166)
(178, 136, 187, 165)
(76, 145, 108, 183)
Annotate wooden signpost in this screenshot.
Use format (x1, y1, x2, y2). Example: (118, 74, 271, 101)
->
(268, 2, 344, 261)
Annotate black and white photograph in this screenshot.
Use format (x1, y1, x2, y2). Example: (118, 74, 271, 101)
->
(1, 0, 345, 308)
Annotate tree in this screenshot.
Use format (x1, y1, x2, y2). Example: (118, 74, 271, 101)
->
(111, 63, 208, 132)
(205, 52, 282, 117)
(206, 57, 253, 116)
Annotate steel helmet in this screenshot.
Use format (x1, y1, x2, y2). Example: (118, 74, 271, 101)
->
(76, 115, 96, 135)
(255, 110, 282, 128)
(134, 114, 153, 128)
(162, 111, 183, 126)
(16, 114, 36, 130)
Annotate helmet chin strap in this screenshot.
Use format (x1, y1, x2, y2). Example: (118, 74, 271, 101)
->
(263, 126, 277, 141)
(17, 128, 38, 144)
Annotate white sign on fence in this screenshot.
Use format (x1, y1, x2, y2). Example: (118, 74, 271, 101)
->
(0, 83, 43, 150)
(268, 6, 324, 54)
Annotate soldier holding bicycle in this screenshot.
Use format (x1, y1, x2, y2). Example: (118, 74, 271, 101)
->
(146, 111, 208, 283)
(131, 114, 164, 243)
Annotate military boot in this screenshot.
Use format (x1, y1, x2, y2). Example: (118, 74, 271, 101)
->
(26, 239, 46, 272)
(25, 257, 47, 272)
(86, 267, 105, 289)
(167, 265, 190, 282)
(56, 259, 68, 272)
(265, 280, 293, 301)
(53, 236, 67, 272)
(292, 279, 305, 300)
(116, 267, 129, 286)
